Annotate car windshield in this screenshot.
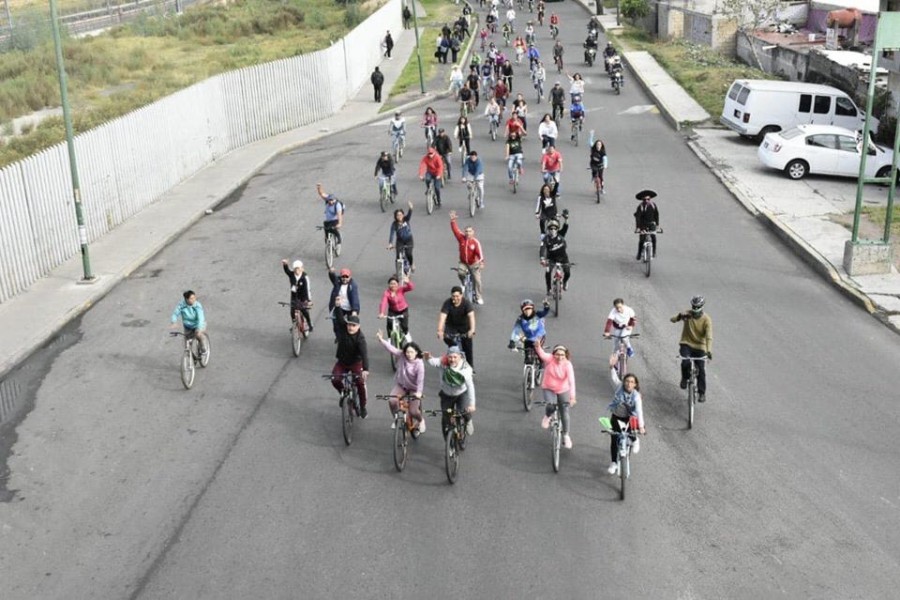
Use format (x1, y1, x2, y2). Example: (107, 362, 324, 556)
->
(780, 128, 804, 140)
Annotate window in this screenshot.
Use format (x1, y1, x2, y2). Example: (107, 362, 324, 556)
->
(799, 94, 812, 113)
(781, 128, 805, 139)
(813, 95, 832, 114)
(835, 97, 857, 117)
(728, 83, 742, 101)
(836, 135, 859, 153)
(807, 134, 837, 149)
(737, 87, 750, 105)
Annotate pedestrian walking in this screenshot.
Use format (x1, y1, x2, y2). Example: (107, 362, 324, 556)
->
(403, 4, 412, 29)
(371, 66, 385, 102)
(384, 30, 394, 59)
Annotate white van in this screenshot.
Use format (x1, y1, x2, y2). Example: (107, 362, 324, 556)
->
(720, 80, 873, 140)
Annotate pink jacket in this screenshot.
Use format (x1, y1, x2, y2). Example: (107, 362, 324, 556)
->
(535, 345, 576, 397)
(379, 281, 415, 314)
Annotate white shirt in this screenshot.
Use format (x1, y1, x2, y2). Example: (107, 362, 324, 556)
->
(607, 306, 636, 334)
(538, 120, 558, 139)
(506, 9, 515, 21)
(338, 284, 352, 311)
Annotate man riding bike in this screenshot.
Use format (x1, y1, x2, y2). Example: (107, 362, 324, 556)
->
(374, 150, 397, 198)
(418, 146, 445, 206)
(316, 183, 344, 247)
(425, 345, 476, 437)
(539, 217, 571, 296)
(462, 150, 486, 209)
(389, 111, 406, 152)
(505, 130, 524, 185)
(633, 189, 659, 259)
(541, 144, 563, 193)
(569, 94, 585, 140)
(552, 40, 564, 70)
(671, 296, 713, 403)
(331, 314, 370, 419)
(549, 81, 565, 122)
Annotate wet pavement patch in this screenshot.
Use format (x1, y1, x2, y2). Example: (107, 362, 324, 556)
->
(0, 318, 84, 502)
(214, 181, 249, 211)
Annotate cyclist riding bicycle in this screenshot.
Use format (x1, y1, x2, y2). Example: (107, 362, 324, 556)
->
(494, 78, 510, 109)
(462, 150, 486, 209)
(437, 286, 476, 368)
(316, 183, 344, 247)
(538, 113, 558, 149)
(507, 299, 551, 363)
(549, 12, 559, 28)
(671, 296, 713, 403)
(281, 259, 312, 332)
(541, 145, 563, 193)
(455, 115, 473, 157)
(527, 44, 541, 71)
(458, 84, 475, 116)
(539, 218, 571, 296)
(550, 81, 565, 121)
(331, 314, 370, 419)
(378, 274, 415, 341)
(434, 128, 453, 181)
(376, 330, 426, 434)
(389, 111, 406, 147)
(481, 61, 495, 93)
(534, 183, 561, 235)
(170, 290, 209, 357)
(589, 138, 608, 194)
(634, 189, 660, 259)
(505, 112, 526, 139)
(567, 72, 585, 102)
(450, 210, 486, 305)
(569, 94, 585, 139)
(505, 130, 524, 185)
(605, 356, 646, 474)
(524, 21, 535, 44)
(328, 267, 360, 338)
(387, 199, 415, 272)
(422, 106, 438, 145)
(484, 97, 503, 129)
(419, 147, 445, 206)
(449, 64, 465, 98)
(603, 298, 636, 357)
(537, 343, 576, 449)
(374, 151, 397, 198)
(425, 345, 476, 437)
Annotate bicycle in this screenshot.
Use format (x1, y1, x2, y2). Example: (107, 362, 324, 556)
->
(423, 124, 436, 149)
(393, 244, 412, 283)
(377, 393, 424, 472)
(451, 266, 476, 305)
(465, 177, 482, 217)
(551, 102, 564, 126)
(599, 415, 642, 500)
(170, 330, 210, 390)
(488, 115, 499, 141)
(424, 178, 436, 215)
(315, 225, 340, 269)
(425, 406, 470, 484)
(610, 332, 639, 380)
(391, 133, 405, 162)
(678, 355, 707, 429)
(513, 341, 543, 411)
(378, 175, 395, 213)
(323, 372, 361, 446)
(277, 301, 312, 357)
(545, 261, 574, 317)
(553, 54, 563, 73)
(509, 155, 523, 194)
(570, 117, 583, 146)
(591, 167, 604, 203)
(550, 23, 559, 40)
(636, 227, 663, 278)
(533, 78, 544, 103)
(459, 99, 472, 118)
(535, 399, 563, 472)
(384, 315, 408, 372)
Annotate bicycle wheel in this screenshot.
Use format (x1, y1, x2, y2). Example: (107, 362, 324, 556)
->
(616, 352, 626, 381)
(643, 243, 651, 278)
(445, 429, 460, 484)
(553, 277, 560, 317)
(595, 178, 601, 204)
(522, 365, 534, 411)
(292, 320, 302, 357)
(199, 335, 210, 367)
(380, 185, 389, 213)
(687, 376, 695, 430)
(393, 414, 408, 472)
(341, 393, 353, 446)
(619, 453, 628, 500)
(512, 169, 518, 194)
(425, 184, 435, 215)
(551, 422, 561, 473)
(180, 347, 195, 390)
(389, 333, 402, 372)
(468, 184, 476, 217)
(325, 235, 335, 269)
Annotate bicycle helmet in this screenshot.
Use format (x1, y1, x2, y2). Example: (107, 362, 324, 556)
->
(691, 295, 705, 310)
(292, 260, 303, 270)
(546, 219, 560, 230)
(520, 299, 535, 310)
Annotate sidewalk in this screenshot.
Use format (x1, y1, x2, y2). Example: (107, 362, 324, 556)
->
(592, 11, 900, 334)
(0, 24, 442, 380)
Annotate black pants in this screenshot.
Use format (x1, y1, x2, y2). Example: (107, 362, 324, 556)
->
(637, 233, 656, 258)
(395, 243, 414, 269)
(439, 391, 471, 436)
(387, 308, 409, 335)
(374, 84, 382, 102)
(324, 220, 342, 245)
(385, 45, 393, 58)
(680, 344, 707, 394)
(444, 332, 474, 368)
(610, 414, 636, 462)
(290, 299, 311, 328)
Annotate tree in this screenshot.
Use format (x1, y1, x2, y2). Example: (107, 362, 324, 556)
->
(620, 0, 650, 25)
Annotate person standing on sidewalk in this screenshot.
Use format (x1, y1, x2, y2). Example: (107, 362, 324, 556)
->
(384, 30, 395, 59)
(450, 210, 485, 305)
(671, 296, 712, 403)
(403, 4, 411, 29)
(371, 66, 385, 102)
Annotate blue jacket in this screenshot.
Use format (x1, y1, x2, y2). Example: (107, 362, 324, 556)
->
(171, 299, 206, 329)
(464, 157, 484, 178)
(328, 271, 361, 313)
(510, 305, 550, 342)
(608, 368, 645, 428)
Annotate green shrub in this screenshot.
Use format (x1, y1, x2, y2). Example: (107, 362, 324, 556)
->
(620, 0, 650, 23)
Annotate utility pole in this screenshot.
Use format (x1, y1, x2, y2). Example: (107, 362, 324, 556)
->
(408, 2, 426, 94)
(49, 0, 97, 283)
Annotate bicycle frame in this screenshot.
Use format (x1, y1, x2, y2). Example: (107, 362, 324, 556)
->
(599, 415, 640, 500)
(678, 355, 707, 429)
(451, 267, 476, 304)
(535, 399, 563, 472)
(612, 332, 639, 379)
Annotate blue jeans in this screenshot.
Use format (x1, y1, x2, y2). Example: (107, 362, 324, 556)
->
(507, 153, 523, 180)
(424, 171, 442, 202)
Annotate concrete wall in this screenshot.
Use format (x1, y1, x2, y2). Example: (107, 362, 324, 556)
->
(736, 32, 810, 81)
(657, 2, 737, 53)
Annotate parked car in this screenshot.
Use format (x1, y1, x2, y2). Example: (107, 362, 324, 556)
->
(757, 124, 896, 181)
(722, 80, 872, 142)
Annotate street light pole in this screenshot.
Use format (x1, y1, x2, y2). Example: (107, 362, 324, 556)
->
(409, 1, 426, 94)
(49, 0, 96, 282)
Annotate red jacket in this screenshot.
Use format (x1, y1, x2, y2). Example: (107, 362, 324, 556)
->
(451, 219, 484, 265)
(418, 150, 445, 178)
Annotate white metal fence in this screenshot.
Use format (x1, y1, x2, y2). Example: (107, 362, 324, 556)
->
(0, 0, 400, 305)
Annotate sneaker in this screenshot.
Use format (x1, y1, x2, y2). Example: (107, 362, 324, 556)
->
(607, 462, 618, 475)
(359, 406, 368, 419)
(636, 254, 642, 261)
(632, 438, 640, 454)
(698, 392, 706, 403)
(336, 243, 342, 257)
(680, 378, 688, 390)
(411, 265, 416, 272)
(390, 420, 397, 430)
(600, 186, 605, 195)
(476, 297, 484, 305)
(419, 419, 427, 433)
(404, 333, 412, 344)
(626, 347, 634, 358)
(307, 324, 314, 333)
(466, 420, 475, 435)
(563, 434, 573, 449)
(563, 282, 568, 291)
(541, 414, 551, 429)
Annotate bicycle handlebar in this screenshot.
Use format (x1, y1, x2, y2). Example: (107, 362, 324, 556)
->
(636, 228, 663, 234)
(278, 301, 312, 307)
(376, 394, 423, 400)
(675, 356, 708, 361)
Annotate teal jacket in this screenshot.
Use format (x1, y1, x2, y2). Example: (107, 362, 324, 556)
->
(171, 300, 206, 330)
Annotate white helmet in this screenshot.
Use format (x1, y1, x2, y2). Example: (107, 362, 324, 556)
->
(292, 260, 304, 270)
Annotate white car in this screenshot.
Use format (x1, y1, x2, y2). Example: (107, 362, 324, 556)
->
(757, 124, 895, 181)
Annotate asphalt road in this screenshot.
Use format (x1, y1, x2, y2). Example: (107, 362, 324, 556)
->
(2, 2, 900, 599)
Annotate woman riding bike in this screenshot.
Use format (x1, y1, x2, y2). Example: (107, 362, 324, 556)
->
(537, 343, 576, 449)
(605, 355, 646, 474)
(422, 106, 438, 146)
(376, 330, 426, 434)
(589, 138, 608, 194)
